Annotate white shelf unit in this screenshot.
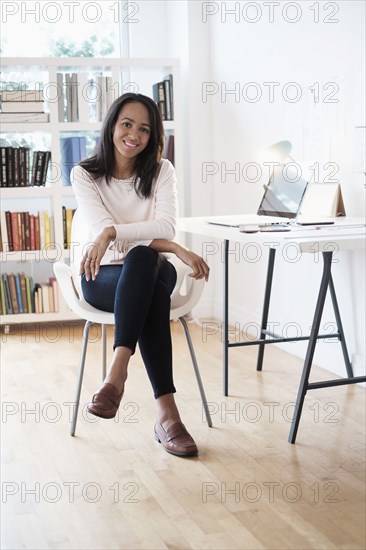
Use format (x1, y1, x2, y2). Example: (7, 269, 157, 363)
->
(1, 57, 181, 326)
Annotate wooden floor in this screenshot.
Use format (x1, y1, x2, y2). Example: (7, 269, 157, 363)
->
(1, 319, 365, 550)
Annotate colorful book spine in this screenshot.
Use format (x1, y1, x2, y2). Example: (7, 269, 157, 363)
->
(0, 273, 58, 315)
(60, 136, 86, 186)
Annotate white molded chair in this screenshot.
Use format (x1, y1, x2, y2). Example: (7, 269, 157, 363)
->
(53, 214, 212, 435)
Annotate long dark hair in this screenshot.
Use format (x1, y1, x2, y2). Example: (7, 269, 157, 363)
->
(79, 93, 165, 198)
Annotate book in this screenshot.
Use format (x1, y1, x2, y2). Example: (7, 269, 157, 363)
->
(10, 212, 20, 251)
(95, 75, 114, 121)
(20, 273, 28, 313)
(29, 214, 36, 250)
(39, 210, 45, 248)
(62, 206, 67, 249)
(34, 283, 42, 313)
(24, 211, 31, 250)
(14, 273, 23, 313)
(60, 136, 86, 186)
(152, 81, 166, 120)
(65, 208, 74, 249)
(50, 277, 59, 312)
(34, 214, 40, 250)
(12, 148, 20, 186)
(41, 283, 50, 313)
(29, 277, 35, 312)
(20, 147, 30, 186)
(0, 112, 49, 123)
(2, 274, 13, 314)
(5, 211, 13, 251)
(0, 147, 7, 186)
(44, 210, 52, 248)
(7, 273, 19, 314)
(48, 284, 55, 312)
(19, 212, 25, 250)
(25, 276, 32, 313)
(57, 73, 65, 122)
(5, 147, 13, 185)
(0, 276, 6, 315)
(65, 73, 73, 121)
(49, 215, 55, 249)
(163, 74, 174, 120)
(1, 101, 45, 113)
(40, 151, 51, 185)
(29, 150, 51, 186)
(76, 72, 90, 122)
(33, 151, 46, 185)
(0, 211, 8, 251)
(1, 89, 44, 102)
(70, 73, 78, 122)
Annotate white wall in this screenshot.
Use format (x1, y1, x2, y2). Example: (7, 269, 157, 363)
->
(128, 1, 365, 378)
(200, 0, 366, 378)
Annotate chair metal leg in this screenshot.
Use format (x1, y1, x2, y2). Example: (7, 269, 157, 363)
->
(102, 324, 107, 380)
(179, 316, 213, 427)
(70, 320, 92, 436)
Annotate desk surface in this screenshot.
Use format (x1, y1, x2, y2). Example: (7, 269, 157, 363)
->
(177, 216, 366, 252)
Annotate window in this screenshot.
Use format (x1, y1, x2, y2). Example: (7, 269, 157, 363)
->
(1, 1, 121, 57)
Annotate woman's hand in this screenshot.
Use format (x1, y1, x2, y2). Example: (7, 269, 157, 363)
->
(174, 244, 210, 281)
(149, 240, 210, 281)
(80, 226, 116, 281)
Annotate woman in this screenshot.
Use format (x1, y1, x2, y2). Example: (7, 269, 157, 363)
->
(71, 92, 209, 457)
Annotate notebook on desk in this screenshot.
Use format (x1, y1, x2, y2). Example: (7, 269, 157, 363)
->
(205, 164, 335, 228)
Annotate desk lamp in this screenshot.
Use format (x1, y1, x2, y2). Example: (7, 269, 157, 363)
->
(264, 140, 294, 162)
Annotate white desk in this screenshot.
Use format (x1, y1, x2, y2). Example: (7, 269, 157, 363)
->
(177, 216, 366, 443)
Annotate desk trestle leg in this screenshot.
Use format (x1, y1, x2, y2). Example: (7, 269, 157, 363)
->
(256, 248, 276, 372)
(224, 240, 229, 396)
(329, 274, 353, 378)
(288, 252, 333, 443)
(288, 251, 366, 443)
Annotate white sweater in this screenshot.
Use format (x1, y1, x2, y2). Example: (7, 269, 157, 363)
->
(71, 159, 178, 265)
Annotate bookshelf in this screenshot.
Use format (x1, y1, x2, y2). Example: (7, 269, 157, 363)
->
(0, 57, 181, 327)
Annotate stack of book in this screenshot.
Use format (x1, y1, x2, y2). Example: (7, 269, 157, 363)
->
(0, 273, 59, 315)
(60, 136, 86, 185)
(57, 72, 114, 122)
(0, 88, 49, 122)
(0, 146, 51, 187)
(152, 74, 174, 121)
(0, 210, 54, 252)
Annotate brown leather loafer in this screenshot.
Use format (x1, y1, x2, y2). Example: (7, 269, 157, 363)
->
(154, 421, 198, 457)
(87, 383, 124, 419)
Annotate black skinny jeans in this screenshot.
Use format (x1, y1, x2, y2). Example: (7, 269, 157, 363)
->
(81, 246, 177, 399)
